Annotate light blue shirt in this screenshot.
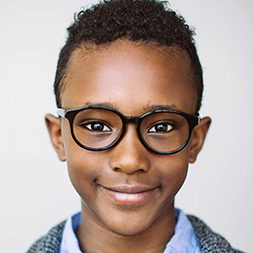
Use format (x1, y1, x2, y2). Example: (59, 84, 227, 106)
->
(59, 208, 200, 253)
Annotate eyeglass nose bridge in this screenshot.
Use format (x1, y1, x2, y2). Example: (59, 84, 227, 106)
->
(116, 115, 145, 151)
(123, 116, 141, 125)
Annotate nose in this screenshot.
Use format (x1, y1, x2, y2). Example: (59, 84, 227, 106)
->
(108, 124, 151, 175)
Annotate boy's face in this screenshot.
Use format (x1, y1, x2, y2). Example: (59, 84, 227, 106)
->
(46, 41, 210, 236)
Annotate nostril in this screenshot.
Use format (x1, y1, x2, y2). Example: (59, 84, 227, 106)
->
(113, 166, 147, 175)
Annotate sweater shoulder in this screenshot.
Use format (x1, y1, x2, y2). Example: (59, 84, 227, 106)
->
(26, 221, 66, 253)
(187, 215, 244, 253)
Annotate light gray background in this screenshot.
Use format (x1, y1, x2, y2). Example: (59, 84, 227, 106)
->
(0, 0, 252, 252)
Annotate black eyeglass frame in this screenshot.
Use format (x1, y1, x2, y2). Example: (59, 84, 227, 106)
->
(57, 105, 200, 155)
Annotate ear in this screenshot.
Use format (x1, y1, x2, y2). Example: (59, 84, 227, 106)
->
(188, 117, 211, 163)
(45, 114, 66, 161)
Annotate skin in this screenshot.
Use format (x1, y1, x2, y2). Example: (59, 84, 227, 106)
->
(46, 40, 211, 253)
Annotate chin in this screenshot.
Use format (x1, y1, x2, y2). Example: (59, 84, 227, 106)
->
(106, 222, 151, 237)
(98, 209, 159, 237)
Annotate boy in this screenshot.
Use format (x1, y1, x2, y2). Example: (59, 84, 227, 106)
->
(27, 0, 243, 252)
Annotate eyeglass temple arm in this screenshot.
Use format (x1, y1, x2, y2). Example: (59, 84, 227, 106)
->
(56, 108, 66, 118)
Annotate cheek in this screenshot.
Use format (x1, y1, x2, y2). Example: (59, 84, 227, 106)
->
(66, 148, 105, 193)
(62, 122, 103, 183)
(156, 150, 190, 197)
(62, 126, 106, 203)
(65, 150, 108, 213)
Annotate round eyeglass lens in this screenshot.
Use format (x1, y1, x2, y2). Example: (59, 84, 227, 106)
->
(140, 112, 189, 153)
(73, 108, 123, 149)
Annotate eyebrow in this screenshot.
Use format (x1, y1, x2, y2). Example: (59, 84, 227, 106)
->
(84, 102, 178, 112)
(143, 104, 178, 111)
(84, 101, 116, 109)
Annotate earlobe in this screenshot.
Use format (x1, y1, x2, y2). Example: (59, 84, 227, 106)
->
(189, 117, 211, 163)
(45, 114, 66, 162)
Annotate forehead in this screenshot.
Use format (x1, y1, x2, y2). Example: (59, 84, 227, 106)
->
(61, 40, 197, 115)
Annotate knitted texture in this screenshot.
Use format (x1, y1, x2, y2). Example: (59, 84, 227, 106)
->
(187, 215, 244, 253)
(27, 221, 65, 253)
(26, 216, 244, 253)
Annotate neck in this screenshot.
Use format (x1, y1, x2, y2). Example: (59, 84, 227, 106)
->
(76, 202, 176, 253)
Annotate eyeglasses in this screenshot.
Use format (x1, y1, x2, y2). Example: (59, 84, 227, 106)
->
(57, 105, 199, 155)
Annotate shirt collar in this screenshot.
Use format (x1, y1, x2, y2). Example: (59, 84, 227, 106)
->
(163, 209, 201, 253)
(59, 212, 81, 253)
(60, 208, 200, 253)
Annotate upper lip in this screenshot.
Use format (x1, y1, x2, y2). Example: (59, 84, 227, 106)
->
(99, 185, 158, 193)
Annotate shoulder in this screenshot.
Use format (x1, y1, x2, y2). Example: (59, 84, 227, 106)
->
(26, 221, 66, 253)
(187, 215, 244, 253)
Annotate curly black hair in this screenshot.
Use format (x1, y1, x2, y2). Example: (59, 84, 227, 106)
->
(54, 0, 203, 113)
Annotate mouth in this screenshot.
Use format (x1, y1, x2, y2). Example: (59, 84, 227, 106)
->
(98, 185, 159, 206)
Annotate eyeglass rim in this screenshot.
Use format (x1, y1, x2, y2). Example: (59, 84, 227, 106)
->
(57, 105, 200, 155)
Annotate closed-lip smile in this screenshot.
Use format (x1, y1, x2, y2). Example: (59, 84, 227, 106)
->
(99, 184, 159, 205)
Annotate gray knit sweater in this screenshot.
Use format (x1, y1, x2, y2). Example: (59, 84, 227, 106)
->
(26, 215, 244, 253)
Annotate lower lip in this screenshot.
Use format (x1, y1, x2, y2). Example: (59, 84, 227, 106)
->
(100, 187, 157, 205)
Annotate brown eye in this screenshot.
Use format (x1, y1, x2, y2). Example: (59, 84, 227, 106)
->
(148, 123, 173, 133)
(84, 122, 111, 132)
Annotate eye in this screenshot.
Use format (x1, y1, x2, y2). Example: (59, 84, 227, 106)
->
(148, 122, 173, 133)
(82, 121, 111, 132)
